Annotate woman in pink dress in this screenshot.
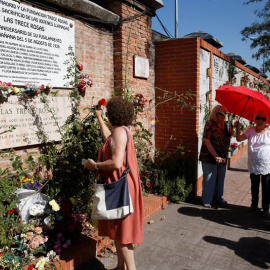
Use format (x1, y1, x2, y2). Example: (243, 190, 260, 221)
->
(84, 97, 144, 270)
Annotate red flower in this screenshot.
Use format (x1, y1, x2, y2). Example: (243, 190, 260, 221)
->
(77, 79, 87, 92)
(78, 63, 83, 71)
(0, 252, 3, 256)
(145, 181, 151, 188)
(40, 84, 45, 90)
(28, 263, 38, 270)
(6, 82, 12, 86)
(7, 208, 16, 214)
(98, 98, 107, 106)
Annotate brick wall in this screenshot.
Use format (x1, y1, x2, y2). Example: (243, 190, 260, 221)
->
(155, 37, 268, 196)
(155, 38, 200, 159)
(105, 1, 154, 130)
(74, 20, 114, 116)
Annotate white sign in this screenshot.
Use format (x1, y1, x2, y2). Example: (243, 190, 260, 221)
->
(0, 0, 75, 87)
(133, 55, 149, 79)
(0, 96, 72, 149)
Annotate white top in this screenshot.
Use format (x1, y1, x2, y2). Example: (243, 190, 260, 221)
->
(244, 126, 270, 175)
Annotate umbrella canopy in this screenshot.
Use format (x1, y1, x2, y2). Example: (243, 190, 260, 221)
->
(215, 85, 270, 124)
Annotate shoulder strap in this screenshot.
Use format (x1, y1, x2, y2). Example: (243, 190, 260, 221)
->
(99, 127, 130, 176)
(121, 128, 130, 176)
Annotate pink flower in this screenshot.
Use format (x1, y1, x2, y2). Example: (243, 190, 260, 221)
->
(145, 181, 151, 188)
(46, 83, 52, 89)
(56, 248, 62, 254)
(34, 227, 42, 234)
(26, 231, 34, 240)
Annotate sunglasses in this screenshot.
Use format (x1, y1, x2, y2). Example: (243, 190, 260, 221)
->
(255, 116, 267, 121)
(216, 112, 226, 116)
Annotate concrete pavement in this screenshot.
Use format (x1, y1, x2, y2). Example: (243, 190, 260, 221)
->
(82, 153, 270, 270)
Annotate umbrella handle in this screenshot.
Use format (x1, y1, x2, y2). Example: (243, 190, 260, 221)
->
(238, 96, 250, 120)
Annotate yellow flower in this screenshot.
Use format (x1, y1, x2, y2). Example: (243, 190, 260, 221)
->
(20, 176, 28, 183)
(49, 200, 60, 211)
(70, 197, 75, 204)
(12, 87, 20, 94)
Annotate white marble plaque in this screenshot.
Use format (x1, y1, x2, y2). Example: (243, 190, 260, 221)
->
(0, 96, 72, 149)
(0, 0, 75, 87)
(133, 55, 149, 79)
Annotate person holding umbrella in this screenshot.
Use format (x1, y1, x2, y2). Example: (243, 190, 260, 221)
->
(199, 105, 232, 208)
(235, 110, 270, 217)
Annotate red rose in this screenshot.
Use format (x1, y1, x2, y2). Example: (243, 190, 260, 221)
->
(98, 98, 107, 106)
(0, 252, 3, 256)
(78, 63, 83, 71)
(7, 82, 12, 86)
(7, 208, 16, 214)
(77, 79, 87, 92)
(145, 181, 151, 188)
(40, 84, 45, 90)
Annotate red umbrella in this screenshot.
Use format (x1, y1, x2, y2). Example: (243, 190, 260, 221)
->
(215, 85, 270, 124)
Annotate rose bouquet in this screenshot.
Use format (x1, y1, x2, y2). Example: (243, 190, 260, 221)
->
(229, 143, 239, 151)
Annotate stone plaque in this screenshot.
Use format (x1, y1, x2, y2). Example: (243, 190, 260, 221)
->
(133, 55, 149, 79)
(0, 0, 75, 87)
(0, 96, 72, 149)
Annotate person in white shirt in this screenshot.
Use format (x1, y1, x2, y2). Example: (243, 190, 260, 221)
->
(236, 110, 270, 217)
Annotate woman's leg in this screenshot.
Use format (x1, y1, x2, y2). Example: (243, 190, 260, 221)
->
(261, 173, 270, 212)
(114, 239, 136, 270)
(217, 163, 227, 201)
(250, 173, 260, 208)
(201, 162, 217, 204)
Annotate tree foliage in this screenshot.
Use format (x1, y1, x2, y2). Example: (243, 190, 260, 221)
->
(241, 0, 270, 72)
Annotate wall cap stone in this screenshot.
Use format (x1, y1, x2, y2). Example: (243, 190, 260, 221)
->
(42, 0, 120, 25)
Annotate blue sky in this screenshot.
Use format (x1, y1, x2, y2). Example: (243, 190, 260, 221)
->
(152, 0, 268, 76)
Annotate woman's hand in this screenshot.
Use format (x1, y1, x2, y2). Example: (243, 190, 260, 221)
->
(84, 159, 96, 171)
(95, 108, 102, 118)
(215, 157, 225, 164)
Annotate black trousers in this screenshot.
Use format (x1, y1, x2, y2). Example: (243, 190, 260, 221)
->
(250, 173, 270, 211)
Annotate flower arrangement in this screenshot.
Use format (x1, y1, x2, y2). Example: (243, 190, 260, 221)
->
(241, 74, 250, 86)
(76, 62, 93, 93)
(19, 176, 43, 191)
(133, 93, 147, 110)
(229, 142, 239, 152)
(0, 81, 53, 102)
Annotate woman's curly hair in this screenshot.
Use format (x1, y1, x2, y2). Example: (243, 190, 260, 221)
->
(107, 97, 134, 126)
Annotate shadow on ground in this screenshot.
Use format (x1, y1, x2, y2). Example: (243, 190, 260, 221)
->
(228, 167, 249, 172)
(204, 235, 270, 269)
(178, 202, 270, 233)
(80, 258, 106, 270)
(178, 201, 270, 269)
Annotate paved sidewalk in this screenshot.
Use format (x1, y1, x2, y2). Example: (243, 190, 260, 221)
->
(82, 154, 270, 270)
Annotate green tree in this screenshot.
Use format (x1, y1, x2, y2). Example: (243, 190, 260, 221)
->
(241, 0, 270, 73)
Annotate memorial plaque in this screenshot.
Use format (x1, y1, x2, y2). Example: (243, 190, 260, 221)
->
(133, 55, 149, 79)
(0, 0, 75, 87)
(0, 96, 72, 149)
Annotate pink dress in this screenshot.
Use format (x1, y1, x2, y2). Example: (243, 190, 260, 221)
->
(97, 128, 144, 245)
